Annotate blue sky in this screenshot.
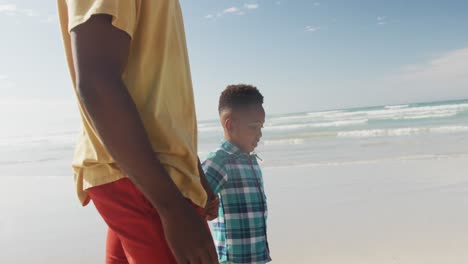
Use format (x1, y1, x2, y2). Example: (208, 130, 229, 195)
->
(1, 0, 468, 124)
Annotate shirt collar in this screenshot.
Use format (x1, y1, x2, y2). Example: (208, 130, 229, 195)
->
(220, 140, 243, 155)
(220, 140, 262, 160)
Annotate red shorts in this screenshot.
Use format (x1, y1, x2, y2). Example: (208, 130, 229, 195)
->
(88, 178, 208, 264)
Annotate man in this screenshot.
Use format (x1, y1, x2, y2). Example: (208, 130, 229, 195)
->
(57, 1, 218, 263)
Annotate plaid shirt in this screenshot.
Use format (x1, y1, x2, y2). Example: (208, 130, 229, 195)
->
(203, 140, 271, 264)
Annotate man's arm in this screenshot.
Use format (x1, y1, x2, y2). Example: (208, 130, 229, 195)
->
(70, 14, 218, 264)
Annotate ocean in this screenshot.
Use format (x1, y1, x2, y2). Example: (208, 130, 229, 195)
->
(1, 100, 468, 264)
(0, 99, 467, 176)
(198, 99, 468, 167)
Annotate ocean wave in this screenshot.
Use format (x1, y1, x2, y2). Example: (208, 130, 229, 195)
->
(267, 111, 343, 126)
(338, 125, 468, 138)
(314, 119, 368, 127)
(0, 133, 78, 147)
(261, 103, 468, 129)
(263, 138, 306, 146)
(366, 105, 467, 120)
(397, 112, 458, 120)
(307, 110, 342, 116)
(0, 157, 62, 166)
(334, 104, 467, 121)
(384, 104, 409, 110)
(430, 126, 468, 134)
(264, 119, 368, 131)
(270, 113, 315, 122)
(268, 103, 468, 125)
(263, 153, 468, 169)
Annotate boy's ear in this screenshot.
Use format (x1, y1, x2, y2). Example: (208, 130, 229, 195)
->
(224, 117, 234, 133)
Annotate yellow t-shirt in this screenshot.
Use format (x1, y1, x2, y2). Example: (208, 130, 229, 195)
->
(57, 0, 207, 207)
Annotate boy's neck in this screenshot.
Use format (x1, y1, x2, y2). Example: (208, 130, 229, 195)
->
(223, 137, 250, 155)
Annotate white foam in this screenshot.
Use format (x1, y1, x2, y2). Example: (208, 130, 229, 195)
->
(397, 112, 458, 120)
(365, 104, 468, 120)
(299, 103, 468, 123)
(431, 126, 468, 134)
(338, 129, 387, 138)
(0, 133, 78, 147)
(264, 153, 468, 169)
(384, 104, 409, 110)
(387, 127, 426, 136)
(338, 125, 468, 138)
(264, 119, 368, 131)
(265, 103, 468, 128)
(263, 138, 306, 146)
(304, 110, 340, 116)
(313, 119, 368, 127)
(267, 111, 342, 126)
(270, 114, 315, 122)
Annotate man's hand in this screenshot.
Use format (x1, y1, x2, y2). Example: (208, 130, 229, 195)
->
(204, 196, 220, 221)
(161, 200, 219, 264)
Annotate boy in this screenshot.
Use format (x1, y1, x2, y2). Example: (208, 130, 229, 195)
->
(203, 84, 272, 264)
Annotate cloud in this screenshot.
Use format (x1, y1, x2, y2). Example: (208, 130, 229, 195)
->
(0, 2, 52, 23)
(223, 7, 240, 14)
(0, 75, 15, 89)
(42, 15, 57, 24)
(384, 47, 468, 100)
(0, 3, 16, 15)
(305, 26, 319, 33)
(276, 1, 281, 5)
(207, 4, 259, 19)
(314, 2, 321, 7)
(19, 8, 38, 17)
(244, 4, 259, 10)
(377, 16, 387, 25)
(0, 4, 16, 12)
(399, 48, 468, 84)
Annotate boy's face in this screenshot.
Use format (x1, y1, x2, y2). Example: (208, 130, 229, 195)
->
(225, 105, 265, 153)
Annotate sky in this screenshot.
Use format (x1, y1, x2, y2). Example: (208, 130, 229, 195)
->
(0, 0, 468, 127)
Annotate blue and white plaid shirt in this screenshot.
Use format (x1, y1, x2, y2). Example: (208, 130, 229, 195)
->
(203, 140, 271, 264)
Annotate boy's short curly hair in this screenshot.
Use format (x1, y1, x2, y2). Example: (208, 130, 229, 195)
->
(218, 84, 264, 114)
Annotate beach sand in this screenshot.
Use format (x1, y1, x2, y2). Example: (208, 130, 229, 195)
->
(266, 156, 468, 264)
(1, 156, 468, 263)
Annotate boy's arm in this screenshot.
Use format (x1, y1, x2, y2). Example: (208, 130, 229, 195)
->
(198, 158, 216, 201)
(198, 158, 219, 220)
(202, 158, 228, 195)
(70, 15, 218, 264)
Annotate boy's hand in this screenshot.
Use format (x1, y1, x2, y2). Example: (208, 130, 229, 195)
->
(204, 196, 219, 221)
(161, 200, 219, 264)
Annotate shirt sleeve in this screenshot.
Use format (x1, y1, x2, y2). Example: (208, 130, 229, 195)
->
(202, 158, 228, 195)
(65, 0, 137, 38)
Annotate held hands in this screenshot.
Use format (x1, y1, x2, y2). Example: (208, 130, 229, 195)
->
(204, 196, 220, 221)
(161, 200, 219, 264)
